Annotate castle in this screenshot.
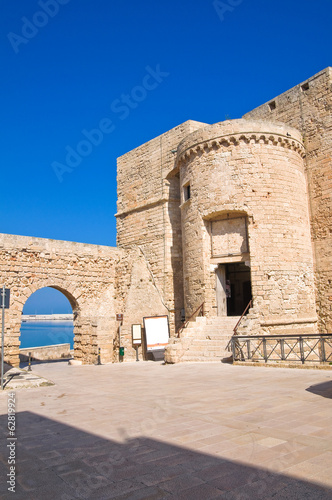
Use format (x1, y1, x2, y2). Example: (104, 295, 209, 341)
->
(116, 67, 331, 362)
(1, 67, 331, 366)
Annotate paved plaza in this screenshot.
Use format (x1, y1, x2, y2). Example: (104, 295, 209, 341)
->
(0, 360, 332, 499)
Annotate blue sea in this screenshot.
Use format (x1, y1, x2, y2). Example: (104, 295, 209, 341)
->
(20, 321, 74, 349)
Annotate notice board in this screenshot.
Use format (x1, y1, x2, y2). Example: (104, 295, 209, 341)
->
(143, 316, 169, 351)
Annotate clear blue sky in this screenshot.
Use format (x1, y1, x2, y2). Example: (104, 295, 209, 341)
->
(23, 287, 72, 314)
(1, 0, 331, 247)
(1, 0, 331, 312)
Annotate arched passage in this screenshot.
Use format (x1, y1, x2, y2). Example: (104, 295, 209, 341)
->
(0, 232, 127, 367)
(20, 287, 76, 357)
(21, 284, 80, 357)
(4, 280, 84, 367)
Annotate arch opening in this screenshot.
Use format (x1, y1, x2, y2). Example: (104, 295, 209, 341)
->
(19, 286, 79, 364)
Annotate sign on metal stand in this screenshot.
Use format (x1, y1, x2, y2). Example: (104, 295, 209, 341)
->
(132, 324, 142, 362)
(1, 287, 10, 391)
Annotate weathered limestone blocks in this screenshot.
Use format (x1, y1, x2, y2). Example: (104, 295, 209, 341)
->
(0, 233, 121, 366)
(165, 316, 238, 363)
(177, 119, 317, 335)
(116, 120, 207, 333)
(0, 234, 166, 367)
(113, 252, 169, 362)
(1, 68, 331, 367)
(244, 67, 332, 333)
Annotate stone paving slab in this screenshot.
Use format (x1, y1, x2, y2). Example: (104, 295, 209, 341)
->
(0, 360, 331, 499)
(1, 362, 54, 390)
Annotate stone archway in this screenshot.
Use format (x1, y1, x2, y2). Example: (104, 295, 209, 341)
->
(5, 279, 83, 367)
(0, 232, 169, 366)
(0, 234, 127, 366)
(20, 285, 80, 357)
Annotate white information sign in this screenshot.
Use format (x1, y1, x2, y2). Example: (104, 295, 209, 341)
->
(143, 316, 169, 352)
(132, 324, 142, 345)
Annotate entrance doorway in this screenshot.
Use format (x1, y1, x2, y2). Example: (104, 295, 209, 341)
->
(216, 262, 252, 316)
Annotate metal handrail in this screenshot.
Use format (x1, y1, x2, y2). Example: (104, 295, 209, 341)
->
(176, 302, 205, 338)
(233, 300, 252, 335)
(233, 333, 332, 339)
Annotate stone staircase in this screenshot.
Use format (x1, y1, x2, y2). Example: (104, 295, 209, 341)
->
(164, 316, 241, 363)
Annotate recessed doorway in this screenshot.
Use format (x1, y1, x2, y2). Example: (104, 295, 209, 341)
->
(216, 262, 252, 316)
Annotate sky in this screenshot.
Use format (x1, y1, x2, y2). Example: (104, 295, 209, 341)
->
(23, 287, 72, 314)
(1, 0, 331, 312)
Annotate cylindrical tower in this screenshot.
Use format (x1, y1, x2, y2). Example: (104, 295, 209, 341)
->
(177, 119, 317, 335)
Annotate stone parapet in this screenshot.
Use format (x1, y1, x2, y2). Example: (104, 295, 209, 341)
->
(19, 344, 72, 361)
(176, 119, 304, 164)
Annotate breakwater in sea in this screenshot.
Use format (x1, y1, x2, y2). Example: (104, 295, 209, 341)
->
(22, 314, 73, 322)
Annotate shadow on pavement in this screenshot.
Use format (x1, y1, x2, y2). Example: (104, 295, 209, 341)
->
(0, 412, 331, 499)
(306, 380, 332, 399)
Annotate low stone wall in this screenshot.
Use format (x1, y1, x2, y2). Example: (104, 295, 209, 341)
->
(19, 344, 72, 361)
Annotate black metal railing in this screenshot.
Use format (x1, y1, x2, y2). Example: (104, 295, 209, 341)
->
(231, 334, 332, 364)
(233, 300, 252, 335)
(176, 302, 205, 338)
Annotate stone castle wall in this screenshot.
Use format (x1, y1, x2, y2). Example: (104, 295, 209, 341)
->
(1, 68, 331, 367)
(0, 233, 166, 366)
(116, 120, 206, 332)
(116, 69, 331, 343)
(176, 120, 317, 335)
(244, 67, 332, 332)
(0, 233, 121, 365)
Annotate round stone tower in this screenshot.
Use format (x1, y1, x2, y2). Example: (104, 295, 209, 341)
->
(177, 119, 317, 335)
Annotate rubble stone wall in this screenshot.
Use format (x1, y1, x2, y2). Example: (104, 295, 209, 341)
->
(0, 233, 166, 366)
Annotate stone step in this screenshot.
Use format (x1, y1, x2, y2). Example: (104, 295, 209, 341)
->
(206, 317, 241, 324)
(179, 333, 234, 339)
(191, 339, 232, 346)
(187, 316, 240, 327)
(180, 352, 232, 362)
(182, 327, 238, 337)
(185, 322, 238, 329)
(180, 335, 233, 343)
(182, 341, 232, 347)
(165, 315, 241, 363)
